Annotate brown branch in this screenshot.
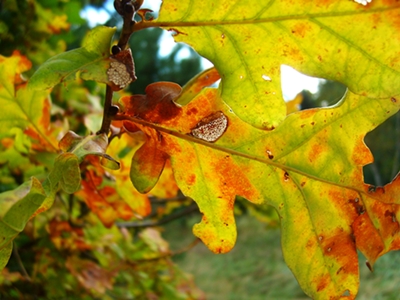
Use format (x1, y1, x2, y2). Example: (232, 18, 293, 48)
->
(149, 195, 189, 204)
(98, 1, 136, 135)
(135, 238, 201, 263)
(116, 203, 198, 228)
(97, 85, 114, 135)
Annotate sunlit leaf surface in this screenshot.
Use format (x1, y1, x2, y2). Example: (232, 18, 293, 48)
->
(119, 81, 400, 298)
(29, 26, 116, 90)
(145, 0, 400, 129)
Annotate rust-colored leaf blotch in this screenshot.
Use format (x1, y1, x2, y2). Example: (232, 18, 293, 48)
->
(120, 82, 182, 123)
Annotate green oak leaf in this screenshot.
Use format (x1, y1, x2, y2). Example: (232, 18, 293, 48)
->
(29, 26, 116, 90)
(59, 131, 120, 170)
(48, 153, 81, 194)
(0, 243, 12, 270)
(0, 177, 46, 250)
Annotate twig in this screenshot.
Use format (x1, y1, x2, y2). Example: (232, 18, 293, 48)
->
(97, 85, 114, 135)
(12, 242, 31, 282)
(117, 3, 135, 50)
(135, 238, 201, 263)
(97, 0, 136, 135)
(116, 203, 198, 228)
(149, 195, 189, 204)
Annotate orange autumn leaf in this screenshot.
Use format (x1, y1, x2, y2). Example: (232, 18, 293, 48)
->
(48, 219, 91, 251)
(76, 164, 138, 228)
(117, 80, 400, 299)
(0, 51, 58, 151)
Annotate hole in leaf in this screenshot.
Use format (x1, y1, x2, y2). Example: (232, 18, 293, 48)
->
(341, 289, 351, 297)
(280, 65, 347, 111)
(363, 111, 400, 185)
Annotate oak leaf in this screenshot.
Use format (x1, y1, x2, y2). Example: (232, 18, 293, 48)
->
(0, 51, 58, 151)
(138, 0, 400, 130)
(29, 26, 117, 90)
(118, 82, 400, 299)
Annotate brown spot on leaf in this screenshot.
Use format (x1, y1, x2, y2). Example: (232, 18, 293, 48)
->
(168, 28, 188, 36)
(290, 22, 312, 38)
(284, 172, 290, 181)
(353, 217, 382, 264)
(266, 149, 274, 159)
(186, 107, 198, 116)
(348, 198, 365, 215)
(191, 111, 228, 142)
(316, 273, 330, 292)
(187, 174, 196, 185)
(308, 143, 324, 163)
(320, 228, 358, 280)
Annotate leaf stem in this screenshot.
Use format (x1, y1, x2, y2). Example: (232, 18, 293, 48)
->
(12, 241, 31, 282)
(117, 4, 135, 50)
(132, 5, 400, 32)
(135, 238, 200, 263)
(116, 203, 198, 228)
(115, 114, 379, 197)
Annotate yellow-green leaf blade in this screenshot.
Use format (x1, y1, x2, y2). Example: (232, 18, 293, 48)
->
(0, 52, 58, 150)
(29, 26, 116, 90)
(0, 243, 12, 271)
(0, 177, 47, 250)
(120, 83, 400, 298)
(156, 0, 400, 129)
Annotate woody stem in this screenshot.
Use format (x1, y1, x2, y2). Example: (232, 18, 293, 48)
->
(97, 1, 136, 135)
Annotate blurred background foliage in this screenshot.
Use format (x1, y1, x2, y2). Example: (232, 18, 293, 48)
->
(0, 0, 399, 299)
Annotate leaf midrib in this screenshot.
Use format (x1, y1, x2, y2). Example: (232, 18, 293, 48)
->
(117, 114, 373, 197)
(136, 5, 400, 30)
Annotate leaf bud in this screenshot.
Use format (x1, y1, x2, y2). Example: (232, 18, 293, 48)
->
(111, 45, 121, 55)
(113, 0, 125, 16)
(109, 105, 120, 117)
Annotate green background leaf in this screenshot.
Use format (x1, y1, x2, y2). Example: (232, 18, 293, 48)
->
(0, 177, 46, 250)
(0, 243, 12, 271)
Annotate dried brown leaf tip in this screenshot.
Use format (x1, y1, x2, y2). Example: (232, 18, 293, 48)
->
(190, 111, 228, 142)
(107, 48, 137, 91)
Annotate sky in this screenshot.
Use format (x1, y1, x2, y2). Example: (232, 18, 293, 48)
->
(81, 0, 322, 100)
